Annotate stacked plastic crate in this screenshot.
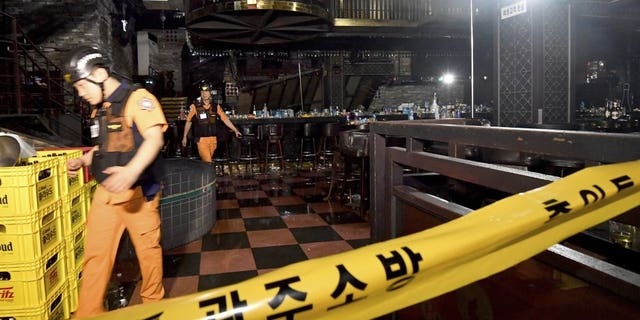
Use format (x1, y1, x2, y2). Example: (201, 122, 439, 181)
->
(0, 157, 69, 320)
(35, 150, 88, 317)
(84, 179, 97, 220)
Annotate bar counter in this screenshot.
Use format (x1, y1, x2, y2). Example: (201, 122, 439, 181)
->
(226, 115, 350, 161)
(165, 114, 409, 159)
(228, 115, 347, 125)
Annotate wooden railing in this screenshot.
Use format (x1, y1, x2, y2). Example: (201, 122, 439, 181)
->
(370, 119, 640, 304)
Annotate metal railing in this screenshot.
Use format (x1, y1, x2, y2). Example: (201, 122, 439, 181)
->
(0, 11, 82, 142)
(330, 0, 430, 21)
(328, 0, 470, 22)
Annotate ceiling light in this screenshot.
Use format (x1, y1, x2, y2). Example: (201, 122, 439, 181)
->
(441, 73, 455, 85)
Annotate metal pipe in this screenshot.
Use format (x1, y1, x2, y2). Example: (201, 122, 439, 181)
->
(390, 0, 395, 20)
(365, 0, 370, 20)
(350, 0, 353, 18)
(384, 0, 387, 20)
(11, 17, 22, 114)
(385, 0, 389, 20)
(371, 0, 375, 20)
(568, 3, 573, 122)
(298, 63, 305, 112)
(412, 0, 416, 20)
(470, 0, 475, 118)
(349, 0, 353, 18)
(353, 0, 357, 19)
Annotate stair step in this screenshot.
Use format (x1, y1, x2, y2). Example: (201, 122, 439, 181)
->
(0, 15, 77, 120)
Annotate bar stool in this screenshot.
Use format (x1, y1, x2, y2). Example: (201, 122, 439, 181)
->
(162, 122, 178, 157)
(236, 124, 259, 175)
(298, 122, 318, 170)
(261, 123, 285, 173)
(213, 129, 234, 176)
(317, 122, 341, 168)
(325, 128, 369, 218)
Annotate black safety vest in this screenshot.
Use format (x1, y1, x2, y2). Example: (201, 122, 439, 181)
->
(191, 104, 219, 137)
(90, 83, 163, 187)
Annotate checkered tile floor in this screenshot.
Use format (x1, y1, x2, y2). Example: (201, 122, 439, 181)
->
(119, 169, 370, 306)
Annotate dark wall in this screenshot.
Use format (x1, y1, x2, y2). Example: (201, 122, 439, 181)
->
(497, 0, 569, 127)
(4, 0, 135, 81)
(573, 16, 640, 108)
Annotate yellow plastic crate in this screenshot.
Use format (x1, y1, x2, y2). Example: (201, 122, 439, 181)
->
(66, 266, 82, 314)
(67, 278, 78, 315)
(36, 150, 85, 196)
(86, 179, 97, 199)
(0, 284, 68, 320)
(38, 147, 95, 183)
(0, 158, 59, 216)
(61, 188, 86, 236)
(64, 226, 84, 276)
(70, 262, 82, 291)
(84, 179, 98, 215)
(0, 201, 62, 264)
(0, 244, 66, 310)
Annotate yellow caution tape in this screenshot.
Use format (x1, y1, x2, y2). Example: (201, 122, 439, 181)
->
(89, 160, 640, 320)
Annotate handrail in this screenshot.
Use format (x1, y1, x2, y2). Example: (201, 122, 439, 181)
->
(15, 50, 64, 110)
(370, 121, 640, 304)
(0, 11, 82, 137)
(1, 11, 63, 74)
(245, 68, 323, 90)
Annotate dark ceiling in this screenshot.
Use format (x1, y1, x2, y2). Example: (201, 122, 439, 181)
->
(132, 0, 640, 46)
(8, 0, 640, 49)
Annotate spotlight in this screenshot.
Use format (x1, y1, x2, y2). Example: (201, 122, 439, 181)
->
(441, 73, 455, 85)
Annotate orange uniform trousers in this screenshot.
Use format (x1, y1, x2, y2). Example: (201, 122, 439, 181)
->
(196, 135, 218, 163)
(74, 185, 165, 318)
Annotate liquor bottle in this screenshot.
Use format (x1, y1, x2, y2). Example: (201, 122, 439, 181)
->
(430, 92, 440, 119)
(610, 100, 622, 120)
(621, 83, 631, 116)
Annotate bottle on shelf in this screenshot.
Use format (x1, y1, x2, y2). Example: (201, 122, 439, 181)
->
(430, 92, 440, 119)
(621, 83, 631, 115)
(610, 100, 623, 120)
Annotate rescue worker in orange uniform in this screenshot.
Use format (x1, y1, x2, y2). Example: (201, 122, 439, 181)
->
(181, 81, 241, 162)
(64, 46, 166, 318)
